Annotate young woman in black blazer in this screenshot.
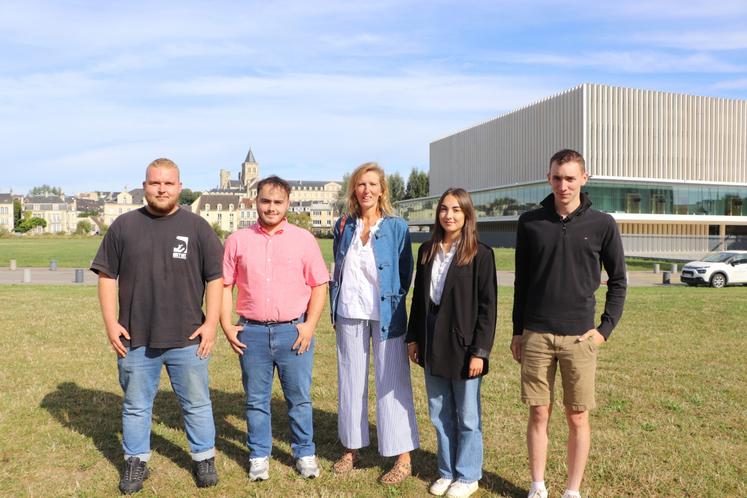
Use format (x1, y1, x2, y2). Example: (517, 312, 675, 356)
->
(406, 188, 497, 498)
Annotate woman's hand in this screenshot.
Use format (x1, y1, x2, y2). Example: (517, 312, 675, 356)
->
(407, 342, 418, 363)
(468, 356, 484, 377)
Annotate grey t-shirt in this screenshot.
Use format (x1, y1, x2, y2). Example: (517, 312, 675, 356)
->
(91, 207, 224, 349)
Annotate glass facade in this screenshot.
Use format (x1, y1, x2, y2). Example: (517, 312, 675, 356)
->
(397, 180, 747, 224)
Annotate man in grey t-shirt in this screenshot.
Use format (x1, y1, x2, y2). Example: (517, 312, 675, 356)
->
(91, 158, 223, 494)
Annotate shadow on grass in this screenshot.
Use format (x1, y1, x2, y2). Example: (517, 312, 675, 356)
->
(41, 381, 524, 497)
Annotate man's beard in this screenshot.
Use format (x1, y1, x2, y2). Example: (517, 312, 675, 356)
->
(146, 196, 178, 215)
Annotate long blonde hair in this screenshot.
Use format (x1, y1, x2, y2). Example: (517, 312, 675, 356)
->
(422, 188, 478, 267)
(345, 162, 394, 216)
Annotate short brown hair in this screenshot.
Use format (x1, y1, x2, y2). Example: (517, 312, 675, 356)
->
(345, 162, 393, 216)
(549, 149, 585, 173)
(145, 158, 180, 179)
(257, 175, 291, 198)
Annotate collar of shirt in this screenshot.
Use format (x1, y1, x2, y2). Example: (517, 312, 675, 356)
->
(253, 218, 287, 236)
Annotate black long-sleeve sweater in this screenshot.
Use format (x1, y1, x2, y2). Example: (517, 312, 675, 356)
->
(512, 193, 627, 339)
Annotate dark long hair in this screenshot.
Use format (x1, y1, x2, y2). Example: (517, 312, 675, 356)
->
(422, 188, 478, 267)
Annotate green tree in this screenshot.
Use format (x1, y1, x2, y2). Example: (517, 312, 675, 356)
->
(405, 168, 429, 199)
(388, 173, 405, 203)
(28, 185, 63, 196)
(179, 189, 201, 205)
(75, 220, 93, 235)
(16, 216, 47, 233)
(211, 222, 228, 240)
(287, 211, 312, 230)
(13, 198, 22, 227)
(335, 173, 350, 215)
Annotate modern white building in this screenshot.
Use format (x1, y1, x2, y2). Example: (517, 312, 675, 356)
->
(399, 83, 747, 256)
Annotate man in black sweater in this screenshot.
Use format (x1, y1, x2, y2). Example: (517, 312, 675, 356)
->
(510, 149, 627, 498)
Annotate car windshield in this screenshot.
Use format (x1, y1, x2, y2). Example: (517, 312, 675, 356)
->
(702, 252, 736, 263)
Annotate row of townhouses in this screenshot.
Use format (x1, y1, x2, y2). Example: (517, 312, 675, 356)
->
(0, 149, 343, 235)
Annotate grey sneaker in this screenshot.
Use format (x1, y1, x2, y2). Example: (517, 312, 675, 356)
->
(192, 456, 218, 488)
(249, 456, 270, 481)
(119, 457, 149, 495)
(295, 455, 321, 478)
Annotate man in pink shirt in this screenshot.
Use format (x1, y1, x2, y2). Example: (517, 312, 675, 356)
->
(221, 175, 329, 482)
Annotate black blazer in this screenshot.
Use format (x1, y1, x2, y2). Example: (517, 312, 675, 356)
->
(406, 241, 497, 380)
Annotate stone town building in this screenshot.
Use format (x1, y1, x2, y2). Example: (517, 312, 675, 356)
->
(23, 194, 78, 233)
(0, 193, 14, 232)
(193, 147, 342, 234)
(102, 189, 145, 227)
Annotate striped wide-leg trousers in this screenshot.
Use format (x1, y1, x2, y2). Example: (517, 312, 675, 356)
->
(335, 315, 420, 457)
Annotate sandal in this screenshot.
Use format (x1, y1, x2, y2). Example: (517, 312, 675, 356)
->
(333, 451, 360, 474)
(379, 460, 411, 485)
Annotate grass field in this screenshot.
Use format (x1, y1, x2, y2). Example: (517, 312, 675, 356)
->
(0, 237, 673, 272)
(0, 284, 744, 497)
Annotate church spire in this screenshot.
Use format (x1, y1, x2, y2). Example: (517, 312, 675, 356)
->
(245, 148, 256, 164)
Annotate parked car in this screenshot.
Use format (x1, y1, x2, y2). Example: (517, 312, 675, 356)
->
(680, 251, 747, 288)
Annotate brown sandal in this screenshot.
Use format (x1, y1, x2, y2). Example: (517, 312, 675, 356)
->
(333, 451, 360, 474)
(379, 460, 411, 485)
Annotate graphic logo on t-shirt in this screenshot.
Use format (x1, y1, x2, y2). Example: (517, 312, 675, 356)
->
(173, 236, 189, 260)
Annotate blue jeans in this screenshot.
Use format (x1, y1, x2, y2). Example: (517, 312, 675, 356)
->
(118, 345, 215, 461)
(424, 370, 483, 483)
(238, 319, 315, 459)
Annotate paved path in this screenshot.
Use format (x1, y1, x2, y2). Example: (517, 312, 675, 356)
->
(0, 267, 97, 286)
(1, 267, 683, 287)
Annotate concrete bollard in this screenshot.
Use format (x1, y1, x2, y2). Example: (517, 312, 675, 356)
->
(50, 260, 57, 271)
(23, 268, 31, 283)
(74, 269, 85, 283)
(670, 263, 678, 273)
(9, 259, 16, 271)
(662, 271, 671, 285)
(653, 263, 660, 274)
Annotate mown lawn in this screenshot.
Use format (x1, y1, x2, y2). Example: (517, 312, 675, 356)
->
(0, 237, 667, 272)
(0, 285, 744, 497)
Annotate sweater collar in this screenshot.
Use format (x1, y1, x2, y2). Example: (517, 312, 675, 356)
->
(540, 192, 592, 220)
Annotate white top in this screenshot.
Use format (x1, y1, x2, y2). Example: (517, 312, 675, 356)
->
(338, 218, 382, 320)
(429, 243, 457, 305)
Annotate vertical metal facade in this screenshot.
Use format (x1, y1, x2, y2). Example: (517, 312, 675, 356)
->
(585, 84, 747, 182)
(429, 86, 584, 194)
(430, 83, 747, 194)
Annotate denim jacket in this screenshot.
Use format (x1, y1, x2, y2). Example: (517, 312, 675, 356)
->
(330, 214, 414, 340)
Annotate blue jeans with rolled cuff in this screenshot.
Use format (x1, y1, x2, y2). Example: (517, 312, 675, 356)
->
(117, 344, 216, 462)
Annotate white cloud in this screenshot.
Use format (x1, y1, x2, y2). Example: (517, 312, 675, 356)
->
(712, 78, 747, 90)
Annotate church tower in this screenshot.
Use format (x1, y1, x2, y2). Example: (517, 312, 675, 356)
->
(240, 148, 259, 189)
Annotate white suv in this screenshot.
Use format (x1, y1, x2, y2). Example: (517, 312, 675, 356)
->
(680, 250, 747, 288)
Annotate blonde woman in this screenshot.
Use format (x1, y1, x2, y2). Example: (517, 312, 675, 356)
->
(329, 162, 419, 484)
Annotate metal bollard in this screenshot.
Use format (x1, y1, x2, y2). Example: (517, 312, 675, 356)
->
(23, 268, 31, 283)
(662, 271, 671, 285)
(670, 263, 678, 273)
(50, 260, 57, 271)
(74, 269, 84, 283)
(653, 263, 660, 274)
(10, 259, 16, 271)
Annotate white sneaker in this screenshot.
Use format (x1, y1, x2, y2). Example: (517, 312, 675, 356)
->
(528, 489, 548, 498)
(249, 456, 269, 481)
(429, 477, 454, 496)
(446, 480, 479, 498)
(561, 492, 581, 498)
(295, 455, 321, 478)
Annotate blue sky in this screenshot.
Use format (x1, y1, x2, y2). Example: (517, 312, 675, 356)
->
(1, 0, 746, 194)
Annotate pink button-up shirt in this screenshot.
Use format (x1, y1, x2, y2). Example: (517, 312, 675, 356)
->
(223, 220, 329, 322)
